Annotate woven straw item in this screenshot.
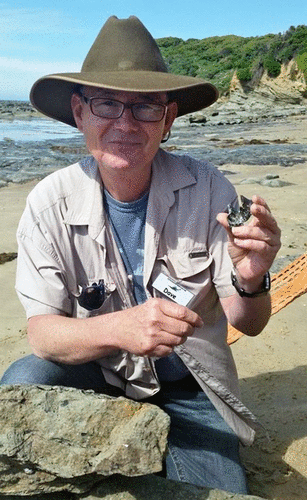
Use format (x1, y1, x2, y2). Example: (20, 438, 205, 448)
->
(227, 253, 307, 345)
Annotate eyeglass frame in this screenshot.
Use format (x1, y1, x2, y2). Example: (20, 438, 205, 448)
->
(78, 92, 169, 123)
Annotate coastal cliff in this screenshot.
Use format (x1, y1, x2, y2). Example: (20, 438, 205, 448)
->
(229, 59, 306, 104)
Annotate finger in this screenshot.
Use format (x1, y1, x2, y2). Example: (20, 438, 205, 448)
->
(162, 331, 189, 345)
(150, 331, 189, 357)
(251, 194, 271, 213)
(250, 208, 281, 236)
(148, 306, 197, 338)
(231, 236, 280, 255)
(231, 225, 281, 247)
(153, 337, 187, 357)
(152, 344, 174, 357)
(161, 317, 196, 338)
(216, 212, 234, 238)
(159, 299, 203, 328)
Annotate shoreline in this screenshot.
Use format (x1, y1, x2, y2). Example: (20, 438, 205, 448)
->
(1, 111, 307, 186)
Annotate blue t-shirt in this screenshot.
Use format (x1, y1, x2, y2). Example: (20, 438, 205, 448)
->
(104, 189, 189, 382)
(104, 189, 148, 304)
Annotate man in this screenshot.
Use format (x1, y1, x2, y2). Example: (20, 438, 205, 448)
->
(1, 16, 281, 494)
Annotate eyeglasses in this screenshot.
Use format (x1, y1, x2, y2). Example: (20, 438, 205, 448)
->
(81, 95, 167, 122)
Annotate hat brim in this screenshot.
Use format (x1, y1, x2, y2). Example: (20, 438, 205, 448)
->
(30, 71, 218, 127)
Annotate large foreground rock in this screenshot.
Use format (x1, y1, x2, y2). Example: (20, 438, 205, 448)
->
(0, 474, 269, 499)
(81, 474, 268, 499)
(0, 385, 170, 495)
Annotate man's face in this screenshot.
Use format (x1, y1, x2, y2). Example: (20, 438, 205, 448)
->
(71, 86, 177, 178)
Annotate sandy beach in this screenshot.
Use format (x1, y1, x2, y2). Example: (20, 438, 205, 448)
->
(0, 114, 307, 499)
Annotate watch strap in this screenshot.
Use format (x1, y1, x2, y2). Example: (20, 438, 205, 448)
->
(231, 271, 271, 298)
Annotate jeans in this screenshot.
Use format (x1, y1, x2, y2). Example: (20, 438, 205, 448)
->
(150, 377, 249, 494)
(1, 355, 248, 494)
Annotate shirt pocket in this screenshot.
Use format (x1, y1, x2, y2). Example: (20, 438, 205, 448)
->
(71, 278, 118, 318)
(153, 247, 213, 305)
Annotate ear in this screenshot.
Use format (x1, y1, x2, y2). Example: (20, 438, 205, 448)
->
(71, 93, 84, 132)
(163, 101, 178, 136)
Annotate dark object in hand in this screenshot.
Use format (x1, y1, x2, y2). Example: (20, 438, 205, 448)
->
(77, 280, 105, 311)
(227, 195, 252, 227)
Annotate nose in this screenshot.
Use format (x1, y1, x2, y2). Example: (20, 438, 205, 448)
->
(113, 106, 139, 130)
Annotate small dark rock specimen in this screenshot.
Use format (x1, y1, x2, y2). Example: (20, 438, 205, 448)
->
(227, 195, 252, 227)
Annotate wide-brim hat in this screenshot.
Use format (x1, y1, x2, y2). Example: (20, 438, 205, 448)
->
(30, 16, 219, 127)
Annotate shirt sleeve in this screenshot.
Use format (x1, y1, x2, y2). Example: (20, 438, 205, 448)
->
(207, 170, 239, 298)
(15, 208, 72, 319)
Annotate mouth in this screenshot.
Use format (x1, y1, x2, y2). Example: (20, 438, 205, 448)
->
(110, 139, 141, 145)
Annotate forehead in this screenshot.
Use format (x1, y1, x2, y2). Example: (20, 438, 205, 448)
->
(83, 86, 168, 102)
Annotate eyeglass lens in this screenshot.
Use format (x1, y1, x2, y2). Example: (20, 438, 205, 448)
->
(89, 98, 166, 122)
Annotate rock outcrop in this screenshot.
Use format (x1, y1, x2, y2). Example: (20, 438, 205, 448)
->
(186, 59, 307, 127)
(0, 475, 268, 500)
(229, 60, 306, 104)
(0, 101, 39, 120)
(80, 474, 267, 500)
(187, 90, 307, 127)
(0, 385, 170, 495)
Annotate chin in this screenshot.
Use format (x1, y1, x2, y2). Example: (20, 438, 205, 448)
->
(94, 151, 137, 170)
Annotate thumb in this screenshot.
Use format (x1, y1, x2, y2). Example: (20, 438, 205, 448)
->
(216, 212, 234, 239)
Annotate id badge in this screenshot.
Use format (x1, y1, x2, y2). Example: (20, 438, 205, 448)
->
(152, 272, 195, 307)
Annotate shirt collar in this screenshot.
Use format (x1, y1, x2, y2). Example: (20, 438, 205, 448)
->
(63, 149, 197, 232)
(150, 148, 197, 205)
(63, 156, 106, 240)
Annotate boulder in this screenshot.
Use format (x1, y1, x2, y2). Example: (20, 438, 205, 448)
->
(80, 474, 269, 500)
(0, 475, 269, 500)
(283, 436, 307, 478)
(0, 385, 170, 495)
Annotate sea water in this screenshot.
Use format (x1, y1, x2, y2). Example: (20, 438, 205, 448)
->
(0, 118, 81, 142)
(0, 118, 84, 185)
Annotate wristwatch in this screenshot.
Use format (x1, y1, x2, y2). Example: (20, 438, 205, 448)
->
(231, 271, 271, 298)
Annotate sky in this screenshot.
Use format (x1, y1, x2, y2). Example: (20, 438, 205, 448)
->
(0, 0, 306, 101)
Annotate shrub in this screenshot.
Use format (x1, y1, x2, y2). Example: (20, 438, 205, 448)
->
(296, 52, 307, 83)
(263, 57, 281, 77)
(279, 46, 295, 62)
(157, 37, 182, 48)
(237, 67, 253, 81)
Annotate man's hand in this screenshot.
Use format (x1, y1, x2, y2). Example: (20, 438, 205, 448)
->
(217, 195, 281, 289)
(114, 298, 203, 357)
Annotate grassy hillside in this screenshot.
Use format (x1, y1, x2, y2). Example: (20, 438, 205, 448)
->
(157, 25, 307, 95)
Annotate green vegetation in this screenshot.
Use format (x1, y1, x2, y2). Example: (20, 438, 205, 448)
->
(236, 66, 253, 82)
(296, 52, 307, 80)
(296, 52, 307, 97)
(157, 25, 307, 94)
(263, 56, 282, 77)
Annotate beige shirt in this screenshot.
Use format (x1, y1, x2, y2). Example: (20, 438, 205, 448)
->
(16, 149, 259, 444)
